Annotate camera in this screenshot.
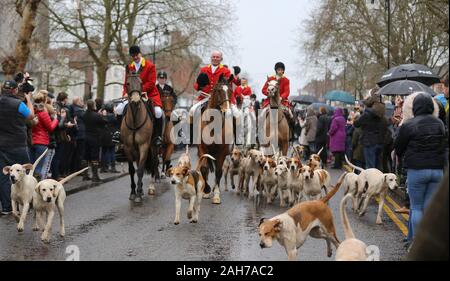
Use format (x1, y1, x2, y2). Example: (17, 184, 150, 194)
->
(14, 72, 35, 93)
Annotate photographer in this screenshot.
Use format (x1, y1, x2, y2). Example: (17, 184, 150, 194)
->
(0, 80, 34, 215)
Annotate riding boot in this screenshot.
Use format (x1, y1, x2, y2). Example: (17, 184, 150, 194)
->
(153, 117, 163, 147)
(91, 161, 102, 183)
(109, 161, 120, 173)
(81, 160, 91, 181)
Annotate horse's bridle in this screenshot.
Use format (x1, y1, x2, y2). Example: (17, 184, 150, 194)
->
(124, 93, 149, 132)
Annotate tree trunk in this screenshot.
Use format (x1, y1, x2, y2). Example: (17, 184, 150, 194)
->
(1, 0, 41, 78)
(96, 64, 107, 101)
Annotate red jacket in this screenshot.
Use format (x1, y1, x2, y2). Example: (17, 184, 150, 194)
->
(123, 58, 162, 107)
(32, 110, 58, 146)
(261, 75, 290, 108)
(193, 64, 240, 101)
(231, 86, 252, 105)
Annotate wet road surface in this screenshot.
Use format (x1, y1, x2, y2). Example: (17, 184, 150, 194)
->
(0, 148, 407, 261)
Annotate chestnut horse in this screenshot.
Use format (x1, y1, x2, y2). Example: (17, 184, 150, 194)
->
(197, 74, 234, 204)
(120, 72, 159, 203)
(161, 92, 176, 175)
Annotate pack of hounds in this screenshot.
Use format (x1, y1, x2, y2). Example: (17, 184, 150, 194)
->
(4, 144, 398, 261)
(167, 144, 398, 261)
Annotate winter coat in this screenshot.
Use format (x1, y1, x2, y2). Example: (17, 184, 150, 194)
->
(353, 104, 386, 146)
(100, 113, 119, 147)
(351, 126, 365, 163)
(32, 110, 59, 146)
(299, 118, 308, 146)
(328, 108, 346, 152)
(82, 110, 108, 141)
(394, 93, 447, 170)
(315, 112, 330, 144)
(305, 108, 318, 143)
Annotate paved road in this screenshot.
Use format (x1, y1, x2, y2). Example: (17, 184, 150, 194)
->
(0, 148, 407, 261)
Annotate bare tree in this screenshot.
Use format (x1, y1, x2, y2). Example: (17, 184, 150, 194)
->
(1, 0, 42, 78)
(44, 0, 234, 101)
(301, 0, 449, 96)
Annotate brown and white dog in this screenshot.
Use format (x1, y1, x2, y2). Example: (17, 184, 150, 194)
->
(260, 156, 278, 204)
(166, 154, 215, 225)
(222, 147, 244, 191)
(33, 168, 88, 243)
(292, 145, 305, 161)
(286, 157, 304, 204)
(238, 149, 262, 198)
(345, 156, 398, 224)
(309, 147, 324, 169)
(274, 163, 291, 207)
(301, 164, 330, 201)
(335, 193, 368, 261)
(2, 149, 48, 232)
(258, 173, 346, 260)
(177, 145, 192, 169)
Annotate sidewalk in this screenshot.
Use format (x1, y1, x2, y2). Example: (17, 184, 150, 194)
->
(64, 162, 129, 195)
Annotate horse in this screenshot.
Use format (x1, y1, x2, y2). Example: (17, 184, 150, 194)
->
(197, 74, 235, 204)
(160, 92, 176, 175)
(262, 79, 289, 156)
(120, 71, 159, 203)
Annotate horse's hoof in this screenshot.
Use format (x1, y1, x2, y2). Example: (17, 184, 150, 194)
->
(212, 197, 221, 204)
(134, 196, 142, 203)
(129, 194, 136, 201)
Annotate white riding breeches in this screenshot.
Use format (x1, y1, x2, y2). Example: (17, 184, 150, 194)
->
(189, 98, 209, 117)
(115, 100, 128, 115)
(154, 106, 163, 119)
(115, 100, 162, 119)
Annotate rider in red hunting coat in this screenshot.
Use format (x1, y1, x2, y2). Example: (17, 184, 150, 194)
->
(122, 45, 163, 145)
(122, 46, 162, 108)
(190, 51, 241, 115)
(261, 62, 291, 108)
(231, 78, 252, 105)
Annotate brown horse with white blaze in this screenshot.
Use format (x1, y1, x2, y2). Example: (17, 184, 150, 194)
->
(197, 74, 235, 204)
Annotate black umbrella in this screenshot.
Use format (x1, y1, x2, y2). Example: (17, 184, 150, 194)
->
(289, 95, 319, 105)
(378, 80, 437, 97)
(377, 64, 441, 87)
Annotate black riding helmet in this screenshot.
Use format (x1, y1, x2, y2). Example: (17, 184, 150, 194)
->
(158, 71, 167, 79)
(129, 45, 141, 56)
(274, 62, 285, 72)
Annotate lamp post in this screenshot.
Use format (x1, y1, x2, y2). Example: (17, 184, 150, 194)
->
(370, 0, 391, 69)
(335, 57, 347, 92)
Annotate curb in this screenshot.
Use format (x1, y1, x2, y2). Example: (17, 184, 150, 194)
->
(65, 173, 129, 196)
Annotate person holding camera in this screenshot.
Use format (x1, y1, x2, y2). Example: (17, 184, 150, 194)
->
(31, 91, 59, 180)
(0, 80, 34, 215)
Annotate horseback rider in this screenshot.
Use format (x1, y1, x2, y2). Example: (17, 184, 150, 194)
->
(118, 45, 164, 146)
(156, 71, 177, 105)
(189, 51, 241, 118)
(261, 62, 295, 127)
(231, 77, 252, 106)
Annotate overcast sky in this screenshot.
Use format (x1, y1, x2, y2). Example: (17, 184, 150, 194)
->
(216, 0, 320, 99)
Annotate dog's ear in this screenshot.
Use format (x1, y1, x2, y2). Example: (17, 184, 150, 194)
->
(166, 168, 173, 177)
(2, 166, 11, 175)
(53, 183, 62, 198)
(273, 219, 282, 232)
(34, 182, 41, 193)
(258, 218, 267, 226)
(182, 166, 189, 176)
(22, 163, 33, 172)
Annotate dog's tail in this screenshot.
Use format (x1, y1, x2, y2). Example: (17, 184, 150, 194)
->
(185, 145, 189, 155)
(344, 155, 364, 173)
(59, 167, 89, 185)
(29, 148, 49, 176)
(316, 146, 324, 156)
(340, 193, 356, 239)
(195, 154, 216, 172)
(321, 172, 347, 204)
